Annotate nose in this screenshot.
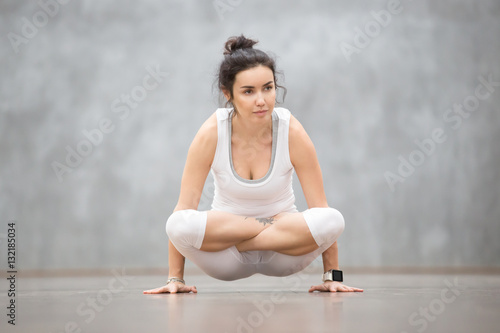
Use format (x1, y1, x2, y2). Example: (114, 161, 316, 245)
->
(256, 92, 265, 106)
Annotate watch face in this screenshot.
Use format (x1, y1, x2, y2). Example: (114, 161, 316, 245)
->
(333, 270, 343, 282)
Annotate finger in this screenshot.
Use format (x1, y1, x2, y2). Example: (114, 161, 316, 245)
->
(180, 286, 196, 293)
(143, 287, 162, 294)
(314, 285, 328, 292)
(311, 284, 332, 293)
(343, 285, 363, 292)
(308, 285, 324, 292)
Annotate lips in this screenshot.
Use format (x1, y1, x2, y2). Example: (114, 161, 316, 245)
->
(254, 110, 268, 115)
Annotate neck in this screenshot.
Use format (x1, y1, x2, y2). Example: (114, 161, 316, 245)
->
(231, 110, 272, 140)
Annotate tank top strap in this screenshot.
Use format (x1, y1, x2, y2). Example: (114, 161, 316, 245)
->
(210, 107, 297, 216)
(274, 107, 294, 170)
(212, 108, 231, 172)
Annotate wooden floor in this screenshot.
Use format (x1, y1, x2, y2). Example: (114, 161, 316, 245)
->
(3, 271, 500, 332)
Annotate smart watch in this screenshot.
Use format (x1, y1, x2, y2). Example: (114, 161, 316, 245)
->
(322, 269, 343, 282)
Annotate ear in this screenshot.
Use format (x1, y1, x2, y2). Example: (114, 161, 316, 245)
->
(222, 89, 232, 103)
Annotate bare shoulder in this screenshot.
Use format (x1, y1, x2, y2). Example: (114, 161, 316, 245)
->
(188, 111, 218, 163)
(191, 111, 217, 145)
(196, 111, 218, 143)
(288, 114, 312, 146)
(289, 114, 304, 134)
(288, 114, 316, 166)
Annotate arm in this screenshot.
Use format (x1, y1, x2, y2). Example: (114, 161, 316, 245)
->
(288, 115, 329, 209)
(173, 112, 218, 212)
(169, 113, 217, 278)
(144, 113, 218, 294)
(288, 115, 338, 269)
(288, 115, 362, 292)
(321, 242, 339, 271)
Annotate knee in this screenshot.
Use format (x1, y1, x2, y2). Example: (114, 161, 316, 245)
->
(324, 207, 345, 238)
(302, 207, 345, 247)
(165, 209, 197, 243)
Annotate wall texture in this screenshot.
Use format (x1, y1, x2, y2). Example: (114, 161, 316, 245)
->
(1, 0, 499, 271)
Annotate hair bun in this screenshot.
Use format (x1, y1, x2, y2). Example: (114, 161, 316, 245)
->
(223, 35, 258, 55)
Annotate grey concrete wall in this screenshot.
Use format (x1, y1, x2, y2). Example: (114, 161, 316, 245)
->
(1, 0, 499, 270)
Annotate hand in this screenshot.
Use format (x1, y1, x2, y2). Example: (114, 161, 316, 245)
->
(143, 282, 197, 294)
(308, 281, 363, 293)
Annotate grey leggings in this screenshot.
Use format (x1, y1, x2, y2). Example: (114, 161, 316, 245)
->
(166, 207, 344, 281)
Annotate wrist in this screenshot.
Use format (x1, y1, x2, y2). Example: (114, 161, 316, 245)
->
(322, 269, 343, 282)
(167, 277, 185, 285)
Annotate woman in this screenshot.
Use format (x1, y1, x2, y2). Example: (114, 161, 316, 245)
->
(144, 35, 362, 294)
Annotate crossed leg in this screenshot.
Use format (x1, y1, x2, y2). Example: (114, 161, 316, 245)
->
(198, 210, 270, 251)
(166, 208, 344, 280)
(200, 210, 319, 256)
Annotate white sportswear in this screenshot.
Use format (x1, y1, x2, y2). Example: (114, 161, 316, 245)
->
(166, 107, 345, 281)
(211, 107, 298, 218)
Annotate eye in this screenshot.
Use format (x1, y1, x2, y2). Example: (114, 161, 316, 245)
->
(264, 85, 274, 91)
(244, 89, 252, 94)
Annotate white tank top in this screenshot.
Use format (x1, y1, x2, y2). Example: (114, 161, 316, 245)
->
(210, 107, 298, 218)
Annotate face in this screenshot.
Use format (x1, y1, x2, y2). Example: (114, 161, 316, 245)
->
(224, 65, 276, 122)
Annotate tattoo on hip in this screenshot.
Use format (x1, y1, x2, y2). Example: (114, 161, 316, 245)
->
(245, 216, 275, 226)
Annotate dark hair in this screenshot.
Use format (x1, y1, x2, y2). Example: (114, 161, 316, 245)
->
(217, 35, 286, 107)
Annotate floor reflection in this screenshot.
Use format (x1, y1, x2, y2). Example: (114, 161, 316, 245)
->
(166, 289, 345, 332)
